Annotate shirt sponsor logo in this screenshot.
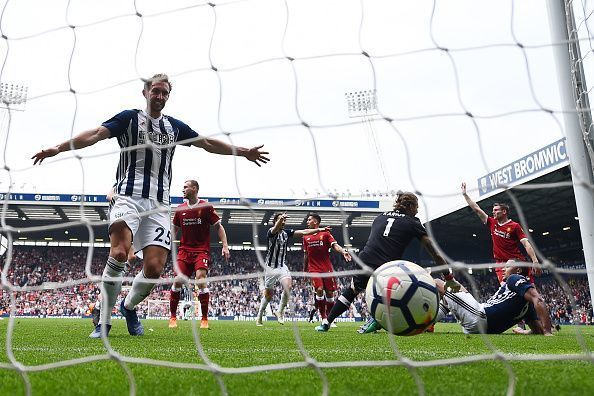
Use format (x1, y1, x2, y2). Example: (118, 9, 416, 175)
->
(493, 229, 510, 239)
(138, 130, 175, 146)
(182, 218, 202, 225)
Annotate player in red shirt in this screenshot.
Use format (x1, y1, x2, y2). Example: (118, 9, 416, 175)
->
(169, 180, 230, 329)
(461, 182, 541, 284)
(303, 213, 352, 327)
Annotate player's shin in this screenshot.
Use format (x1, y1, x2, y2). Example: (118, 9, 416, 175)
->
(279, 289, 289, 315)
(199, 288, 210, 320)
(315, 295, 326, 319)
(170, 285, 181, 319)
(325, 296, 335, 318)
(124, 269, 155, 310)
(100, 257, 126, 325)
(327, 288, 357, 324)
(257, 295, 269, 320)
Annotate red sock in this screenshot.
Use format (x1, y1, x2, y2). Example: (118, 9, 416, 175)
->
(199, 292, 209, 320)
(170, 290, 180, 319)
(316, 296, 327, 319)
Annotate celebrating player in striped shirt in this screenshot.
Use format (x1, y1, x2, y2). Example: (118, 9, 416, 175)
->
(32, 73, 269, 338)
(256, 213, 331, 326)
(169, 179, 230, 330)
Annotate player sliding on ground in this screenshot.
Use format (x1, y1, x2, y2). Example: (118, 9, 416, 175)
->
(256, 213, 332, 326)
(434, 266, 553, 335)
(169, 179, 230, 330)
(315, 191, 459, 333)
(32, 73, 269, 338)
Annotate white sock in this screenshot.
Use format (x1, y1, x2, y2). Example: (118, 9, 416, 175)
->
(279, 289, 290, 314)
(99, 257, 125, 326)
(124, 269, 155, 310)
(257, 297, 269, 319)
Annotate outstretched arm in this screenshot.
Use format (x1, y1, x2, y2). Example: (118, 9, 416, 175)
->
(461, 182, 488, 224)
(294, 226, 332, 238)
(32, 126, 111, 165)
(420, 235, 447, 267)
(421, 235, 460, 292)
(192, 137, 270, 167)
(331, 242, 352, 262)
(214, 222, 230, 261)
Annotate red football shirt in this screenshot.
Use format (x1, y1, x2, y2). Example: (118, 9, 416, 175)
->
(487, 217, 527, 262)
(173, 200, 220, 252)
(303, 230, 336, 272)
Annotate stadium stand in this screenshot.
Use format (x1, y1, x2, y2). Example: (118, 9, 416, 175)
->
(1, 246, 591, 326)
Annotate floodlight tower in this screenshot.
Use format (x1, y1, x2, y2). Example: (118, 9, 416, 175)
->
(0, 82, 28, 112)
(345, 89, 390, 196)
(0, 82, 28, 191)
(345, 89, 377, 118)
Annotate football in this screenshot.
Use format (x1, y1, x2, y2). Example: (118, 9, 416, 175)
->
(365, 260, 439, 336)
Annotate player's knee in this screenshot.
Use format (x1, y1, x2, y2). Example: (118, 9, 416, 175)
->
(315, 287, 324, 296)
(110, 247, 128, 263)
(143, 261, 164, 279)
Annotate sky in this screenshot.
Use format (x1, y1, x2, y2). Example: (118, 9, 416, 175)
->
(0, 0, 591, 222)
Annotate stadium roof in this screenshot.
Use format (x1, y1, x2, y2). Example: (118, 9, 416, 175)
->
(0, 196, 384, 249)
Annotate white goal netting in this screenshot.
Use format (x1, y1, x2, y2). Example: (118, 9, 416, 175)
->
(1, 1, 594, 395)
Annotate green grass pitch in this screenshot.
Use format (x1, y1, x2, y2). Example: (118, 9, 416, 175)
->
(0, 319, 593, 395)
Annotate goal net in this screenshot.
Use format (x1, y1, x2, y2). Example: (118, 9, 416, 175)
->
(1, 1, 594, 395)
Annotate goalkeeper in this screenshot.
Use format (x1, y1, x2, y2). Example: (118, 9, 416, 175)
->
(315, 191, 459, 333)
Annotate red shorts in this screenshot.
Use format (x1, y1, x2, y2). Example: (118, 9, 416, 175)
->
(176, 250, 210, 277)
(310, 272, 337, 291)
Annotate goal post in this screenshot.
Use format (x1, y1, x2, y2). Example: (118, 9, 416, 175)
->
(546, 0, 594, 307)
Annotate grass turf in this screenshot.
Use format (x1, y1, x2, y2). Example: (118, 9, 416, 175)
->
(0, 319, 593, 395)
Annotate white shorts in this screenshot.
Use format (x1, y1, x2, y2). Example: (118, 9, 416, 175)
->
(442, 291, 488, 334)
(109, 195, 172, 252)
(263, 265, 291, 289)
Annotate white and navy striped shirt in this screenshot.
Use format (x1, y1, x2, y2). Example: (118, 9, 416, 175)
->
(180, 285, 193, 303)
(265, 228, 295, 268)
(102, 109, 199, 204)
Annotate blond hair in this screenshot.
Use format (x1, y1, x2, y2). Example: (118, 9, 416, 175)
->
(144, 73, 172, 92)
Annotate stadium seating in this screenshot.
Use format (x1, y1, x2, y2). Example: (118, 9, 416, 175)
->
(1, 247, 591, 325)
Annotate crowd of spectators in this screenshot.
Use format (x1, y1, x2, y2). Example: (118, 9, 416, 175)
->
(0, 246, 592, 325)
